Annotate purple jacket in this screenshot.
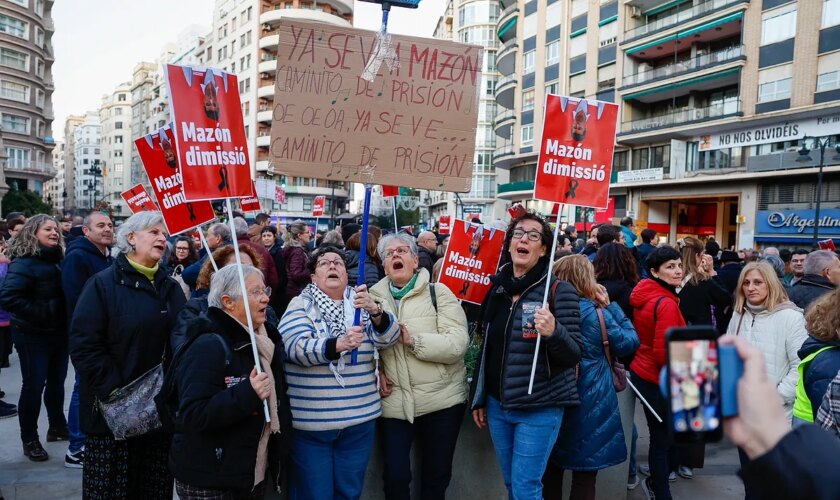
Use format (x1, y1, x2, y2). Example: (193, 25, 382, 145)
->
(0, 261, 11, 326)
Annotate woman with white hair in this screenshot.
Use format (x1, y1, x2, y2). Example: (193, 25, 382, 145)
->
(369, 232, 469, 499)
(70, 211, 187, 499)
(279, 245, 400, 499)
(169, 264, 291, 499)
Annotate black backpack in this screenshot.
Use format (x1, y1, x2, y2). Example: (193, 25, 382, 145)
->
(154, 333, 232, 433)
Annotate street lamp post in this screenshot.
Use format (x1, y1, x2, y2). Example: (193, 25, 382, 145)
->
(796, 137, 840, 248)
(89, 160, 101, 210)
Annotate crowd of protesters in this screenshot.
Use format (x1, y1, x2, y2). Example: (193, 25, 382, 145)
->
(1, 209, 840, 500)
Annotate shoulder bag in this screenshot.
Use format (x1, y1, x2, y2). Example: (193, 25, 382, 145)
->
(97, 361, 164, 441)
(596, 307, 627, 392)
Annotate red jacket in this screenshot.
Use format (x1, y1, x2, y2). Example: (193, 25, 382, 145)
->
(629, 279, 686, 384)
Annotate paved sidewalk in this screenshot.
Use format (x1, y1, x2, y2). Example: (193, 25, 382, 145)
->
(0, 350, 745, 500)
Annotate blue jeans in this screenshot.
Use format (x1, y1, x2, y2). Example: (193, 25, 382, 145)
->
(290, 420, 376, 500)
(12, 329, 69, 443)
(485, 396, 563, 500)
(68, 370, 84, 453)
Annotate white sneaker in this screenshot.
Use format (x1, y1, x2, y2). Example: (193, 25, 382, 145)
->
(64, 449, 83, 469)
(678, 466, 694, 479)
(668, 471, 677, 482)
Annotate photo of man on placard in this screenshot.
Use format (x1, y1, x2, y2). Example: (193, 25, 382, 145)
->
(161, 134, 178, 169)
(571, 99, 589, 142)
(202, 73, 220, 121)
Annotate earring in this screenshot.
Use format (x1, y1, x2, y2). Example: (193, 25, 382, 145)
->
(130, 244, 136, 253)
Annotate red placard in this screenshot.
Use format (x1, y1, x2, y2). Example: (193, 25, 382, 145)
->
(437, 219, 505, 304)
(382, 185, 399, 197)
(312, 196, 326, 217)
(508, 203, 526, 219)
(240, 181, 261, 212)
(275, 186, 286, 204)
(593, 196, 616, 224)
(534, 95, 618, 209)
(439, 215, 451, 234)
(819, 239, 837, 251)
(135, 125, 216, 235)
(120, 184, 157, 213)
(165, 64, 251, 201)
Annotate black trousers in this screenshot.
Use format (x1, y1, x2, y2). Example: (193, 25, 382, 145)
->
(380, 403, 465, 500)
(83, 432, 173, 500)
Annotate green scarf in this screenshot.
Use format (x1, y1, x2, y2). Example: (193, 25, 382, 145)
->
(389, 272, 419, 300)
(127, 256, 159, 283)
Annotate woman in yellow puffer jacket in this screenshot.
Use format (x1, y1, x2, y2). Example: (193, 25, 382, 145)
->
(370, 232, 469, 500)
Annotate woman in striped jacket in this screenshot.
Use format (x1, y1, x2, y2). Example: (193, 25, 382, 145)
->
(279, 245, 400, 500)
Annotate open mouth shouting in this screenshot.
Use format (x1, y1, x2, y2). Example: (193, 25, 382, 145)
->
(391, 259, 405, 271)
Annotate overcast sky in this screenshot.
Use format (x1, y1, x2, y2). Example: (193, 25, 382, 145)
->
(50, 0, 445, 138)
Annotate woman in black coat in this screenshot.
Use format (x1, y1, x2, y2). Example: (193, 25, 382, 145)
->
(677, 237, 732, 328)
(0, 215, 66, 462)
(593, 243, 640, 322)
(70, 211, 186, 500)
(169, 264, 291, 498)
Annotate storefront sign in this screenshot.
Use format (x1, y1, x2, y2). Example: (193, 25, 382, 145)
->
(757, 209, 840, 235)
(534, 95, 618, 209)
(699, 112, 840, 152)
(616, 168, 663, 183)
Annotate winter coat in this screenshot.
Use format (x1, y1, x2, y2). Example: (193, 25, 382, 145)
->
(797, 336, 840, 420)
(61, 236, 113, 319)
(739, 424, 840, 500)
(181, 244, 230, 290)
(170, 289, 280, 352)
(0, 257, 12, 326)
(635, 243, 656, 274)
(621, 226, 637, 248)
(237, 236, 279, 289)
(370, 269, 469, 422)
(599, 279, 634, 321)
(726, 301, 808, 419)
(417, 246, 436, 277)
(469, 269, 582, 411)
(346, 249, 381, 289)
(169, 307, 292, 491)
(678, 275, 732, 327)
(629, 279, 686, 384)
(717, 263, 742, 295)
(551, 300, 639, 471)
(266, 242, 288, 308)
(282, 244, 309, 300)
(0, 246, 65, 335)
(788, 275, 836, 312)
(69, 253, 187, 435)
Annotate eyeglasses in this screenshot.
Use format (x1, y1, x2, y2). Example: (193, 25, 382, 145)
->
(383, 246, 411, 259)
(511, 229, 542, 242)
(248, 286, 271, 298)
(316, 258, 346, 269)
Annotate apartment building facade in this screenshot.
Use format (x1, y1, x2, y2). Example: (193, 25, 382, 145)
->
(61, 114, 83, 210)
(494, 0, 840, 248)
(0, 0, 56, 197)
(72, 111, 101, 211)
(99, 82, 132, 216)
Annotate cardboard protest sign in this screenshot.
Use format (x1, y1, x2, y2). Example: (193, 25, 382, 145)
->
(534, 95, 618, 209)
(135, 125, 216, 235)
(437, 219, 505, 304)
(240, 182, 262, 212)
(165, 64, 252, 200)
(439, 215, 451, 234)
(269, 19, 483, 192)
(312, 196, 326, 217)
(121, 184, 157, 213)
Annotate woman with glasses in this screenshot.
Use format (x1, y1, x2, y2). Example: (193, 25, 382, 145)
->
(468, 211, 582, 499)
(169, 264, 292, 499)
(369, 233, 469, 499)
(279, 245, 400, 499)
(168, 236, 199, 271)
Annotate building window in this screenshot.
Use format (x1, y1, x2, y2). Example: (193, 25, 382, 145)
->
(485, 78, 496, 96)
(758, 78, 792, 102)
(761, 10, 796, 45)
(523, 50, 536, 74)
(613, 150, 628, 172)
(598, 21, 617, 47)
(35, 27, 44, 48)
(35, 88, 44, 108)
(302, 196, 312, 210)
(650, 145, 670, 169)
(632, 148, 649, 170)
(521, 125, 534, 146)
(0, 48, 27, 71)
(570, 34, 587, 57)
(824, 0, 840, 28)
(6, 147, 29, 168)
(2, 113, 28, 134)
(484, 51, 496, 72)
(817, 70, 840, 92)
(0, 14, 27, 39)
(546, 41, 561, 66)
(522, 89, 535, 111)
(546, 81, 559, 96)
(0, 80, 28, 103)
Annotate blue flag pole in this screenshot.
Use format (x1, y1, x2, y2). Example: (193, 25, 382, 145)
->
(350, 183, 373, 365)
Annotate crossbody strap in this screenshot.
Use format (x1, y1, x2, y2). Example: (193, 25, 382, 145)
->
(596, 307, 614, 366)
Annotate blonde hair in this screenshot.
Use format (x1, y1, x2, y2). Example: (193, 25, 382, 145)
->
(806, 288, 840, 342)
(734, 261, 789, 314)
(677, 236, 707, 286)
(9, 214, 63, 258)
(552, 254, 599, 300)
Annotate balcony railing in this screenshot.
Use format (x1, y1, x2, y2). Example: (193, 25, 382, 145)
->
(624, 0, 744, 40)
(622, 45, 744, 86)
(494, 143, 515, 159)
(621, 99, 741, 133)
(5, 159, 56, 176)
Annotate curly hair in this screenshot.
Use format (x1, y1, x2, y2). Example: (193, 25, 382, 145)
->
(806, 288, 840, 342)
(502, 210, 552, 262)
(195, 244, 261, 290)
(593, 243, 639, 285)
(8, 214, 63, 258)
(552, 255, 600, 301)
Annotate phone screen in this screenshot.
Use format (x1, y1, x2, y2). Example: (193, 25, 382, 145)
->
(668, 339, 720, 434)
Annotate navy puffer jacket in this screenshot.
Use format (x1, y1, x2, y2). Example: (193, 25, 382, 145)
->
(470, 271, 582, 410)
(550, 300, 639, 470)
